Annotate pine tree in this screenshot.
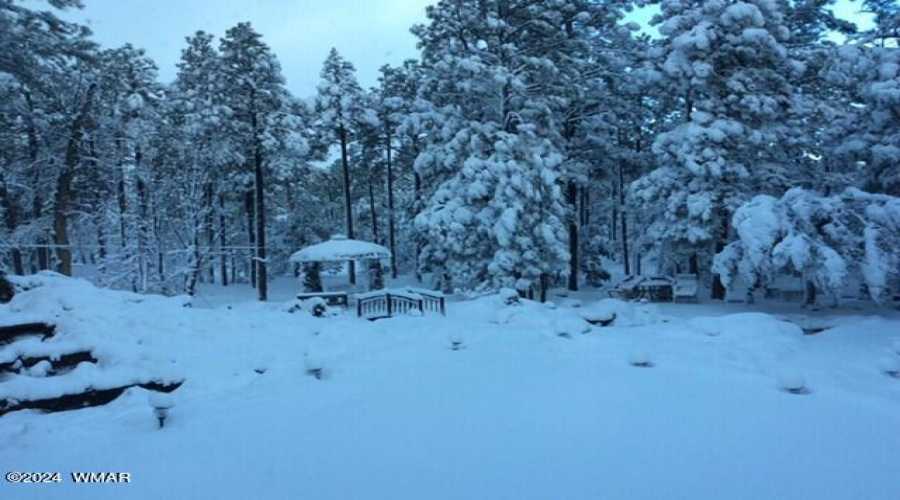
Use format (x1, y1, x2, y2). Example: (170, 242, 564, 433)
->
(632, 0, 799, 298)
(315, 48, 373, 286)
(219, 23, 290, 301)
(411, 0, 575, 297)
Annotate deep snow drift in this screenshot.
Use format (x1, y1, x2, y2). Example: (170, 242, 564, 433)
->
(1, 274, 899, 500)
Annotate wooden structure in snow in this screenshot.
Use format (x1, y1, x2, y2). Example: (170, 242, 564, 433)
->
(0, 321, 182, 417)
(356, 288, 446, 320)
(609, 275, 676, 302)
(290, 235, 391, 301)
(673, 274, 699, 302)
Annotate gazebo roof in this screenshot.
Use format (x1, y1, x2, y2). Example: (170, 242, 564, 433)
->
(289, 235, 391, 263)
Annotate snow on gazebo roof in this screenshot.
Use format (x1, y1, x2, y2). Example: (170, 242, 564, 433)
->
(289, 234, 391, 263)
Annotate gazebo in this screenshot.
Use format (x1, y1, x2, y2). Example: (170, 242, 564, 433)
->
(289, 235, 391, 298)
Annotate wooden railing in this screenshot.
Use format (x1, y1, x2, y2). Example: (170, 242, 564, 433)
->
(356, 288, 446, 320)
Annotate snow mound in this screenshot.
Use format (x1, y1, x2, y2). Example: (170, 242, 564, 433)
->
(688, 313, 802, 338)
(578, 299, 661, 327)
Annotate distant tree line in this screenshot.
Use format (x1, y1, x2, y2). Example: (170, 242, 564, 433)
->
(0, 0, 898, 303)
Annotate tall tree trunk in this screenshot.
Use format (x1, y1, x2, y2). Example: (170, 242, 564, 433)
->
(25, 91, 49, 271)
(117, 169, 127, 249)
(385, 129, 397, 279)
(619, 165, 630, 276)
(54, 84, 96, 276)
(252, 124, 267, 301)
(566, 180, 578, 291)
(368, 176, 379, 243)
(205, 182, 215, 283)
(244, 189, 256, 287)
(136, 148, 149, 291)
(580, 187, 588, 226)
(185, 231, 201, 296)
(804, 278, 818, 308)
(219, 193, 228, 286)
(414, 171, 423, 283)
(710, 205, 729, 300)
(540, 273, 549, 303)
(338, 124, 355, 285)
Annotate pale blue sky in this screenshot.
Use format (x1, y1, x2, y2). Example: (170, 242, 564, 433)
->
(58, 0, 873, 97)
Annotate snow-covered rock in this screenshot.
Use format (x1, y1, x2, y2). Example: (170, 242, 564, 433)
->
(777, 371, 808, 394)
(578, 299, 660, 327)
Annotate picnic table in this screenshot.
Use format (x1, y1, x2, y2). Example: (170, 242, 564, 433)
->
(609, 275, 675, 302)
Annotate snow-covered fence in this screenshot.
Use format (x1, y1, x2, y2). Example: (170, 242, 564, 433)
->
(356, 288, 446, 320)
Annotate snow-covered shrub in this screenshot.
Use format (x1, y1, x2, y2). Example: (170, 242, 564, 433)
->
(553, 316, 591, 338)
(304, 297, 328, 318)
(628, 351, 653, 368)
(584, 259, 611, 287)
(282, 297, 330, 317)
(577, 299, 659, 327)
(281, 299, 304, 314)
(777, 371, 809, 394)
(714, 188, 900, 304)
(304, 353, 325, 380)
(499, 288, 520, 307)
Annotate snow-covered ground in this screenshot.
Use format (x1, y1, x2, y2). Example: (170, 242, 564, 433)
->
(2, 274, 899, 500)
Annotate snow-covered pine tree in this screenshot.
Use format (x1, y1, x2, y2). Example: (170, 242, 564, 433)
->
(91, 44, 163, 291)
(160, 31, 232, 294)
(374, 63, 418, 278)
(631, 0, 800, 299)
(535, 0, 641, 290)
(826, 42, 899, 197)
(0, 0, 98, 276)
(315, 48, 374, 286)
(412, 0, 573, 298)
(218, 23, 291, 301)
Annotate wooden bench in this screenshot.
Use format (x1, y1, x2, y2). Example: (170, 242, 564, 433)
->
(673, 274, 699, 302)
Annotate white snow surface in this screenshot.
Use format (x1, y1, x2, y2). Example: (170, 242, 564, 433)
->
(1, 276, 899, 500)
